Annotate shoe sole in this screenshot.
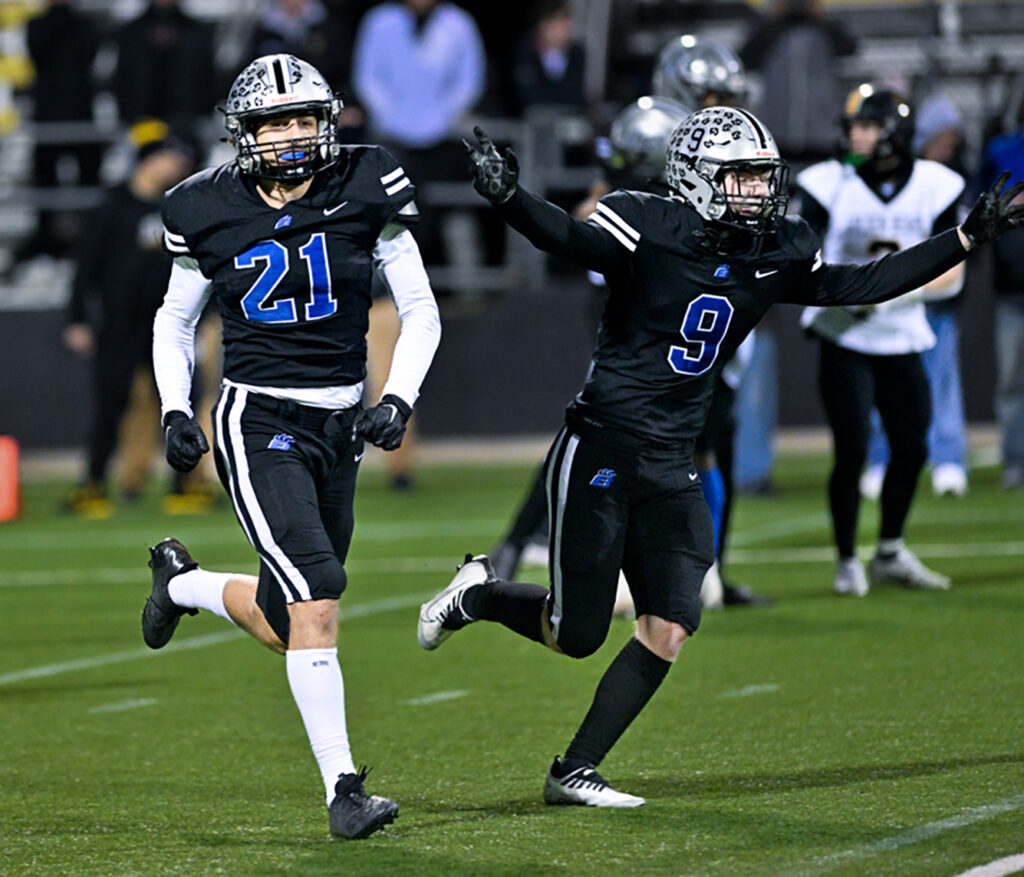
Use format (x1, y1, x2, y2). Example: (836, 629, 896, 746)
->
(543, 779, 645, 808)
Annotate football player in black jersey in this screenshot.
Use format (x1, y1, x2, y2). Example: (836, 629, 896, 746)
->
(416, 107, 1024, 807)
(142, 54, 441, 839)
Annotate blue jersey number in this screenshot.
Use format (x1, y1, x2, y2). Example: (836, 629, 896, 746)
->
(237, 233, 335, 324)
(667, 294, 733, 376)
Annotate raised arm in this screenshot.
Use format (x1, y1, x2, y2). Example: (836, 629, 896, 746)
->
(788, 171, 1024, 307)
(463, 127, 631, 277)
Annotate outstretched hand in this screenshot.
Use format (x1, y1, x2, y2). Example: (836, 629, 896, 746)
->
(462, 126, 519, 205)
(960, 170, 1024, 247)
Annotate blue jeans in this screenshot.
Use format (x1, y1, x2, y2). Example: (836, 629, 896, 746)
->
(734, 328, 778, 489)
(867, 303, 967, 468)
(995, 294, 1024, 472)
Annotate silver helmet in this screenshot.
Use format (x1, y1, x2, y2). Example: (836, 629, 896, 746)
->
(596, 96, 693, 184)
(224, 54, 342, 181)
(652, 35, 747, 109)
(666, 106, 790, 234)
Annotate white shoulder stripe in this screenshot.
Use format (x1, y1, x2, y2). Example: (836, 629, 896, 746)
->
(595, 202, 640, 242)
(165, 229, 186, 243)
(385, 177, 411, 197)
(163, 231, 190, 253)
(589, 213, 638, 252)
(381, 167, 405, 185)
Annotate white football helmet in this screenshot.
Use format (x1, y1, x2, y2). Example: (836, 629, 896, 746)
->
(224, 54, 342, 181)
(652, 36, 747, 109)
(666, 106, 790, 234)
(596, 96, 693, 183)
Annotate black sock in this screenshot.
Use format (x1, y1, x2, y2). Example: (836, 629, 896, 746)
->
(564, 637, 671, 767)
(458, 580, 548, 644)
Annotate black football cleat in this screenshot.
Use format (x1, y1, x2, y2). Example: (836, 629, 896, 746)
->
(722, 581, 775, 607)
(142, 538, 199, 649)
(328, 767, 398, 839)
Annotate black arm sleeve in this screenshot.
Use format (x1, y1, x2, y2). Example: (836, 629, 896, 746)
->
(783, 228, 969, 307)
(496, 187, 631, 276)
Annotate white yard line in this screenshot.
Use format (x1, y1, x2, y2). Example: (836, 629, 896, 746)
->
(718, 684, 781, 698)
(4, 540, 1024, 589)
(87, 698, 158, 714)
(401, 690, 470, 706)
(0, 591, 434, 687)
(953, 853, 1024, 877)
(791, 793, 1024, 876)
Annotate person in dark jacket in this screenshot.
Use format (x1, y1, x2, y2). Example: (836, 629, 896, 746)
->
(510, 0, 586, 114)
(12, 0, 101, 265)
(63, 124, 196, 515)
(114, 0, 214, 127)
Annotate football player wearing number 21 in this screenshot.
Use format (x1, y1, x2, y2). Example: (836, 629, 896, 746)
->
(143, 55, 441, 839)
(416, 108, 1024, 807)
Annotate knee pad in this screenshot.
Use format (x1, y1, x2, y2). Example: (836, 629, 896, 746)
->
(295, 553, 348, 601)
(555, 623, 607, 659)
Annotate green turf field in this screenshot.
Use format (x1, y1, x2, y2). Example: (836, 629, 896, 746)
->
(1, 455, 1022, 876)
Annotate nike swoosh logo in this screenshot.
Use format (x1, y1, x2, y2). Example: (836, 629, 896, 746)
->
(354, 451, 365, 462)
(324, 201, 349, 216)
(689, 472, 699, 481)
(755, 268, 779, 279)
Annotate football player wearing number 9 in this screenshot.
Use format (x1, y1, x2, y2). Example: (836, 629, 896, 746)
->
(147, 54, 441, 839)
(415, 108, 1024, 808)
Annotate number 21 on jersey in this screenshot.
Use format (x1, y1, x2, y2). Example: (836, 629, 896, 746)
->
(235, 233, 336, 324)
(667, 294, 733, 376)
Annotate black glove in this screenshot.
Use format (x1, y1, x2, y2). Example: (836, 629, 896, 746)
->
(960, 170, 1024, 246)
(163, 410, 209, 473)
(353, 394, 411, 451)
(462, 126, 519, 205)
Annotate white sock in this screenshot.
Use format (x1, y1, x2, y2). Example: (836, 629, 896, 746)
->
(878, 538, 905, 557)
(167, 569, 235, 624)
(286, 648, 355, 805)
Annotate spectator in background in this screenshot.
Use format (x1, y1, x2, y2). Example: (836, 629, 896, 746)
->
(114, 0, 213, 128)
(63, 122, 196, 517)
(249, 0, 351, 96)
(979, 98, 1024, 489)
(740, 0, 856, 171)
(510, 0, 586, 115)
(12, 0, 101, 267)
(352, 0, 485, 267)
(862, 95, 972, 499)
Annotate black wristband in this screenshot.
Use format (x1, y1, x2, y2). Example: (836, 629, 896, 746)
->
(162, 410, 189, 429)
(381, 394, 412, 420)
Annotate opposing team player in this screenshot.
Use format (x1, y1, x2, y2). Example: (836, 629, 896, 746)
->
(418, 109, 1023, 807)
(144, 55, 441, 838)
(797, 85, 964, 596)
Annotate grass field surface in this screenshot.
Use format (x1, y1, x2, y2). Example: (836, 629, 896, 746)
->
(1, 455, 1022, 876)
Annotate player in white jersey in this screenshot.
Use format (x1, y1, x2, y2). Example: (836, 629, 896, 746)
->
(797, 85, 965, 596)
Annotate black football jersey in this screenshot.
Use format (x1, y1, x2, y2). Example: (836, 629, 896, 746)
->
(161, 146, 415, 388)
(500, 187, 967, 444)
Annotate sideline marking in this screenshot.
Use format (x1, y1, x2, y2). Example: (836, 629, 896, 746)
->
(0, 592, 433, 687)
(88, 698, 158, 714)
(953, 853, 1024, 877)
(401, 690, 469, 706)
(792, 793, 1024, 875)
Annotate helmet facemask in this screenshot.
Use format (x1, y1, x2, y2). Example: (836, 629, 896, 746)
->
(667, 107, 790, 235)
(224, 54, 343, 182)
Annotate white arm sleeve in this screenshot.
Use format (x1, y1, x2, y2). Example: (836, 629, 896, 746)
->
(372, 227, 441, 408)
(152, 257, 212, 419)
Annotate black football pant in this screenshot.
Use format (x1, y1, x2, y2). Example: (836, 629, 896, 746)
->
(212, 387, 363, 646)
(818, 340, 931, 558)
(543, 413, 713, 657)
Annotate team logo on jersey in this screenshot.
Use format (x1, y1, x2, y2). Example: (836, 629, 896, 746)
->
(714, 264, 731, 279)
(274, 214, 293, 230)
(268, 434, 295, 450)
(589, 468, 616, 488)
